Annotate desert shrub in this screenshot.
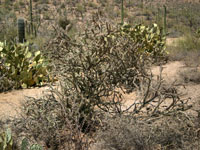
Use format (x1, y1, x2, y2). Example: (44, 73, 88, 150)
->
(179, 68, 200, 84)
(76, 3, 86, 18)
(38, 0, 49, 4)
(46, 18, 186, 116)
(17, 77, 192, 150)
(176, 34, 200, 51)
(49, 18, 185, 113)
(13, 18, 194, 150)
(52, 0, 57, 6)
(46, 20, 165, 114)
(167, 32, 200, 63)
(58, 17, 71, 30)
(13, 19, 167, 149)
(0, 41, 51, 89)
(13, 2, 20, 11)
(18, 0, 25, 7)
(0, 71, 15, 92)
(197, 28, 200, 37)
(88, 1, 98, 9)
(0, 9, 17, 42)
(95, 112, 199, 150)
(15, 88, 99, 150)
(60, 3, 65, 9)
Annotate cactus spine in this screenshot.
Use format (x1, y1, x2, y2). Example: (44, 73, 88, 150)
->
(163, 5, 167, 36)
(121, 0, 124, 24)
(18, 18, 25, 43)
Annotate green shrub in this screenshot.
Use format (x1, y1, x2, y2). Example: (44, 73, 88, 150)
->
(20, 138, 42, 150)
(176, 34, 200, 51)
(0, 41, 51, 89)
(167, 32, 200, 62)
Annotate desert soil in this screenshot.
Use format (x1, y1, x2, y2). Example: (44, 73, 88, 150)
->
(0, 86, 51, 120)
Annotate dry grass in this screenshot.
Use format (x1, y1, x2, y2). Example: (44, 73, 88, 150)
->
(95, 111, 200, 150)
(179, 68, 200, 84)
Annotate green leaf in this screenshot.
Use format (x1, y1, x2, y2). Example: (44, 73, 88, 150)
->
(29, 61, 37, 68)
(30, 144, 43, 150)
(21, 83, 27, 89)
(35, 51, 41, 56)
(11, 66, 16, 75)
(34, 55, 41, 63)
(21, 138, 29, 150)
(25, 52, 32, 59)
(38, 58, 44, 63)
(5, 63, 11, 67)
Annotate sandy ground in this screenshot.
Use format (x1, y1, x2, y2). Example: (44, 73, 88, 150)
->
(0, 86, 51, 120)
(166, 37, 181, 47)
(152, 61, 185, 82)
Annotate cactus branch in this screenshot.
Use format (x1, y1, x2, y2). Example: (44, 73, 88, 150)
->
(163, 5, 167, 36)
(30, 0, 33, 35)
(121, 0, 124, 24)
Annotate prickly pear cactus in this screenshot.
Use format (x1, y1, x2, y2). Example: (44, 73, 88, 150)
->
(0, 128, 13, 150)
(120, 23, 166, 59)
(0, 41, 52, 89)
